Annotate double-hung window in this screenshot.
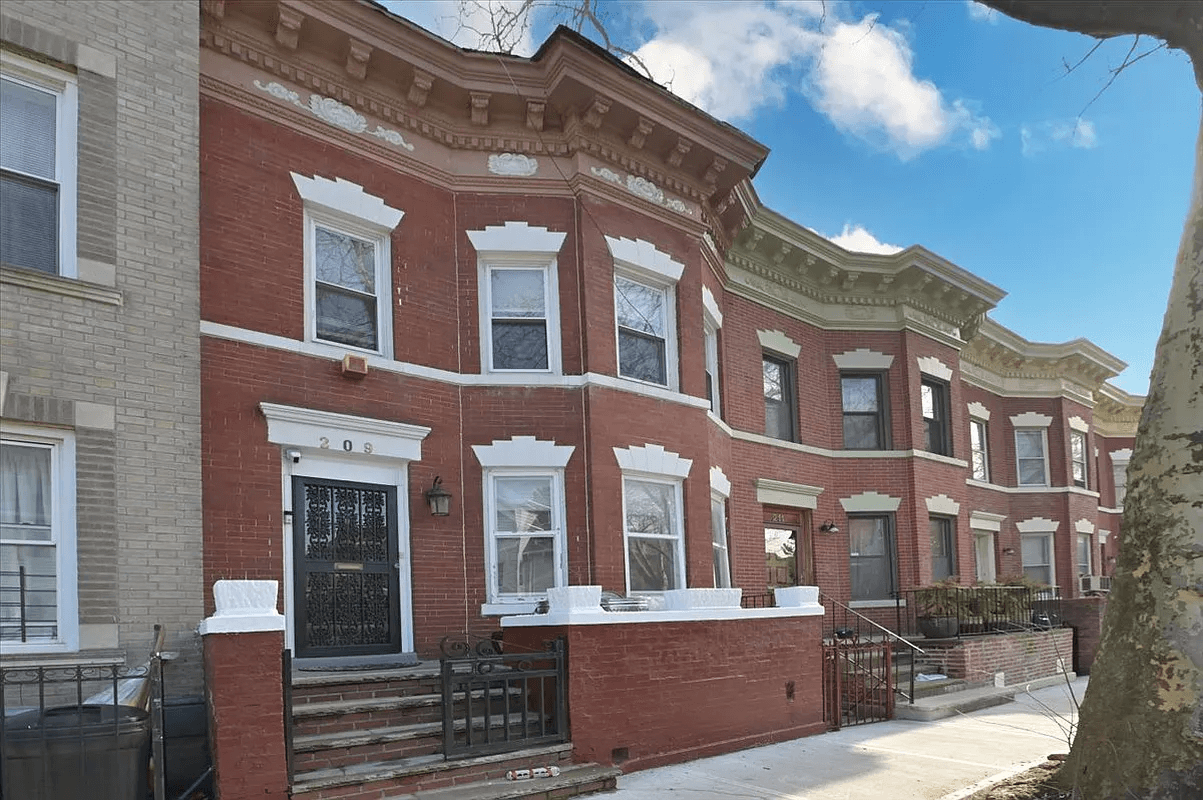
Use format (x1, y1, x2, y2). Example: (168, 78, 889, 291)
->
(485, 473, 565, 603)
(293, 173, 403, 358)
(0, 429, 77, 649)
(969, 419, 990, 481)
(711, 494, 731, 589)
(1113, 464, 1128, 506)
(973, 530, 997, 584)
(704, 326, 720, 415)
(929, 516, 956, 581)
(841, 374, 888, 449)
(849, 515, 896, 601)
(622, 477, 685, 593)
(615, 274, 673, 386)
(763, 354, 795, 441)
(1015, 429, 1049, 486)
(1070, 430, 1088, 488)
(1, 55, 78, 276)
(1077, 533, 1092, 577)
(1021, 534, 1053, 586)
(921, 379, 951, 455)
(487, 267, 551, 371)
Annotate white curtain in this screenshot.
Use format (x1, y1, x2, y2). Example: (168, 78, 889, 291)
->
(1, 443, 52, 528)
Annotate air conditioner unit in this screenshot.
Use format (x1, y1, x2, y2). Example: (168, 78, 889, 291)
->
(1080, 575, 1111, 593)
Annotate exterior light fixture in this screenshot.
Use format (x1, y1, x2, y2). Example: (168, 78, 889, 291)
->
(424, 476, 452, 517)
(818, 519, 840, 533)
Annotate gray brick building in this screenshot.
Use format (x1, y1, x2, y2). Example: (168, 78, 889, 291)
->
(1, 1, 202, 693)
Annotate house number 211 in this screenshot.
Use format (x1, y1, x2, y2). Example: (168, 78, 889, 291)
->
(318, 437, 373, 453)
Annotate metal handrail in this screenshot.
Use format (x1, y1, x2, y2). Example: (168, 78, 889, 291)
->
(821, 593, 925, 654)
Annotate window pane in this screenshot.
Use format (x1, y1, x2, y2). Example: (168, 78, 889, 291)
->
(930, 519, 954, 581)
(843, 414, 880, 449)
(1015, 430, 1044, 459)
(974, 533, 996, 583)
(492, 320, 548, 370)
(315, 227, 376, 294)
(765, 398, 792, 441)
(315, 285, 377, 350)
(765, 527, 796, 587)
(615, 276, 664, 336)
(1071, 433, 1085, 462)
(0, 542, 57, 639)
(763, 359, 783, 401)
(495, 536, 555, 594)
(1021, 534, 1051, 586)
(624, 480, 675, 537)
(711, 499, 730, 589)
(491, 269, 545, 317)
(1077, 534, 1091, 576)
(618, 329, 666, 384)
(921, 383, 935, 419)
(0, 173, 58, 274)
(628, 536, 679, 591)
(972, 451, 989, 482)
(0, 443, 52, 540)
(494, 477, 553, 532)
(841, 377, 879, 412)
(0, 78, 57, 179)
(849, 517, 892, 601)
(1019, 458, 1047, 486)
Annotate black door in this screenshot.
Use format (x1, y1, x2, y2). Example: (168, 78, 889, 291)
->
(293, 477, 401, 658)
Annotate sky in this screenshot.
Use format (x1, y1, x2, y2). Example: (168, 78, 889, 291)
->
(383, 0, 1199, 396)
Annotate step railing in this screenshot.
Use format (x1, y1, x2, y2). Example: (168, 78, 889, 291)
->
(439, 634, 568, 759)
(820, 592, 925, 705)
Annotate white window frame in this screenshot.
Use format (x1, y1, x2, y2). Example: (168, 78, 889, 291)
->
(710, 493, 731, 589)
(1014, 428, 1050, 487)
(292, 173, 403, 359)
(482, 469, 567, 606)
(973, 529, 997, 584)
(969, 418, 990, 482)
(621, 475, 687, 595)
(607, 236, 683, 392)
(469, 222, 567, 375)
(1077, 532, 1092, 577)
(1070, 430, 1088, 489)
(0, 424, 78, 653)
(0, 52, 78, 278)
(703, 287, 724, 417)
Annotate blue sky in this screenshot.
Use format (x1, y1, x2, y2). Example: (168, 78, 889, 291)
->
(385, 0, 1199, 395)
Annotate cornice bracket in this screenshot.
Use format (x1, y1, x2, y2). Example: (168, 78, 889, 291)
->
(345, 37, 372, 81)
(201, 0, 225, 19)
(275, 4, 305, 51)
(703, 156, 728, 190)
(667, 137, 692, 167)
(526, 100, 545, 132)
(470, 92, 491, 126)
(584, 95, 611, 129)
(408, 69, 434, 107)
(629, 117, 654, 149)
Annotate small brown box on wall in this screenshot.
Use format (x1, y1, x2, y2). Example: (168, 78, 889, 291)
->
(341, 353, 369, 378)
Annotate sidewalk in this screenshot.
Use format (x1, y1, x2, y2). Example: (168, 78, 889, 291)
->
(607, 676, 1086, 800)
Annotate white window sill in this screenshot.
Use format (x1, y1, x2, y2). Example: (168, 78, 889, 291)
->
(482, 601, 540, 616)
(1, 266, 122, 306)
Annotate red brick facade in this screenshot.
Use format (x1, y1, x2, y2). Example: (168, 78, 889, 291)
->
(199, 1, 1140, 662)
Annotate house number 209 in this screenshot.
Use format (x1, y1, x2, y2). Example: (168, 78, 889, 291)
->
(318, 437, 373, 453)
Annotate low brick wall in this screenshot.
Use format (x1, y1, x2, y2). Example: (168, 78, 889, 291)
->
(505, 615, 826, 773)
(1060, 597, 1108, 675)
(920, 628, 1074, 685)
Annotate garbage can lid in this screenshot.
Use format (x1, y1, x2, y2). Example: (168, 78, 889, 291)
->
(4, 704, 148, 736)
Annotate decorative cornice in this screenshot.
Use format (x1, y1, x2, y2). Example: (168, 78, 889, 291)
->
(488, 153, 539, 177)
(253, 80, 414, 152)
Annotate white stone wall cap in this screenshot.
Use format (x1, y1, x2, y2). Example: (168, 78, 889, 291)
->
(500, 603, 825, 627)
(546, 585, 603, 613)
(773, 586, 820, 607)
(200, 580, 284, 635)
(663, 588, 743, 610)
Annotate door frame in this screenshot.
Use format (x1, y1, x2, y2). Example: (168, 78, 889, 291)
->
(261, 402, 431, 661)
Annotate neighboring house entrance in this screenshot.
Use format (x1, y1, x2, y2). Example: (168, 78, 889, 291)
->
(292, 477, 402, 658)
(764, 507, 815, 588)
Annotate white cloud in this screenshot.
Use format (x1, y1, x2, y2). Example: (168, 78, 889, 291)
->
(1021, 118, 1098, 156)
(824, 224, 904, 255)
(965, 2, 1001, 24)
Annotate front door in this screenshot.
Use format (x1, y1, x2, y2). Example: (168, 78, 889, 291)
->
(764, 507, 815, 588)
(293, 477, 402, 658)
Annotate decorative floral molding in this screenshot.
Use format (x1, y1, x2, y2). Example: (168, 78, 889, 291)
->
(488, 153, 538, 177)
(589, 166, 693, 216)
(254, 80, 414, 152)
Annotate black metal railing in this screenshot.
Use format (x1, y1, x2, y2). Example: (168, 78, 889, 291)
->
(282, 648, 294, 784)
(739, 592, 775, 609)
(820, 592, 924, 708)
(1, 625, 169, 800)
(895, 585, 1063, 640)
(0, 567, 59, 643)
(439, 634, 567, 759)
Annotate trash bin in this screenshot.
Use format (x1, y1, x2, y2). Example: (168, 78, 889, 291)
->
(164, 696, 211, 797)
(2, 704, 150, 800)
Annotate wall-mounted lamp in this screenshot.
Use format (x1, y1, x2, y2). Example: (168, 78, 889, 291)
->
(1002, 547, 1016, 555)
(424, 476, 452, 517)
(818, 519, 840, 534)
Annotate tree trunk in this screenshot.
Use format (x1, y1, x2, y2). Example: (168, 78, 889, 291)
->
(978, 4, 1203, 798)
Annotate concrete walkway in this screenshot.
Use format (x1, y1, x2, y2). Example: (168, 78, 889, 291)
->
(608, 676, 1087, 800)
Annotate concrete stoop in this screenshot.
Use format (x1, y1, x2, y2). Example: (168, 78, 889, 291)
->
(894, 672, 1077, 721)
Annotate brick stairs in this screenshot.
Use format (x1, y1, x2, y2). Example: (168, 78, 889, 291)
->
(288, 662, 619, 800)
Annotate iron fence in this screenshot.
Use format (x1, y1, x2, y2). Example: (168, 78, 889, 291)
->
(439, 634, 567, 759)
(896, 585, 1063, 640)
(0, 627, 168, 800)
(0, 567, 58, 644)
(739, 592, 775, 609)
(820, 592, 923, 712)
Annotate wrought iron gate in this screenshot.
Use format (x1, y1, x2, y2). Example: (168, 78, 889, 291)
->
(293, 477, 401, 658)
(822, 639, 894, 729)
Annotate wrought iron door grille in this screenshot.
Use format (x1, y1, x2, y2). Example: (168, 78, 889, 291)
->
(440, 636, 568, 759)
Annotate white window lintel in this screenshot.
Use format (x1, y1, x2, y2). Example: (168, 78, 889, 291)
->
(1110, 448, 1133, 465)
(1068, 416, 1090, 433)
(613, 443, 692, 478)
(756, 478, 823, 510)
(967, 401, 991, 421)
(710, 466, 732, 499)
(758, 330, 801, 359)
(1075, 518, 1096, 534)
(969, 510, 1006, 532)
(605, 235, 684, 284)
(833, 349, 894, 370)
(917, 356, 953, 381)
(467, 221, 567, 256)
(925, 494, 961, 516)
(472, 436, 574, 468)
(840, 491, 901, 513)
(1010, 412, 1053, 428)
(291, 172, 404, 231)
(702, 286, 724, 329)
(260, 402, 430, 462)
(1016, 516, 1060, 534)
